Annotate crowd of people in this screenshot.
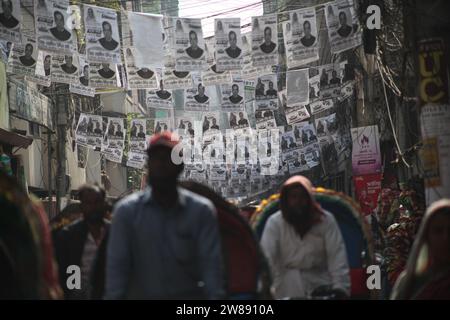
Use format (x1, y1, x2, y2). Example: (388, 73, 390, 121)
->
(1, 132, 449, 300)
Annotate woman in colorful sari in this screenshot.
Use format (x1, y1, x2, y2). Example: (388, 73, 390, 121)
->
(391, 199, 450, 299)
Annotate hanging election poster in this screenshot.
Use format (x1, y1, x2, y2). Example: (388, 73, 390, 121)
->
(154, 118, 172, 134)
(89, 61, 119, 88)
(286, 68, 309, 106)
(173, 17, 206, 71)
(35, 0, 77, 54)
(251, 14, 278, 67)
(202, 112, 221, 136)
(201, 37, 232, 86)
(51, 53, 79, 84)
(75, 113, 89, 146)
(254, 73, 278, 111)
(351, 125, 382, 176)
(184, 77, 212, 111)
(84, 4, 121, 64)
(221, 76, 245, 112)
(175, 115, 195, 137)
(146, 79, 173, 109)
(0, 39, 12, 63)
(124, 47, 158, 90)
(85, 114, 103, 149)
(281, 130, 299, 153)
(127, 118, 147, 169)
(282, 7, 319, 68)
(228, 111, 250, 131)
(315, 62, 346, 99)
(209, 164, 227, 181)
(325, 0, 362, 54)
(284, 104, 310, 125)
(255, 109, 276, 130)
(309, 98, 334, 115)
(214, 18, 243, 71)
(70, 55, 96, 97)
(102, 117, 125, 164)
(308, 74, 320, 102)
(127, 11, 164, 69)
(25, 51, 51, 87)
(292, 121, 318, 147)
(0, 0, 21, 43)
(162, 63, 193, 90)
(241, 32, 272, 79)
(7, 35, 38, 76)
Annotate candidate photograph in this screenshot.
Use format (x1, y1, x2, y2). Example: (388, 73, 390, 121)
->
(337, 11, 352, 38)
(229, 84, 243, 104)
(300, 20, 316, 47)
(185, 30, 204, 59)
(50, 11, 71, 41)
(0, 0, 19, 29)
(155, 80, 171, 100)
(98, 63, 115, 79)
(225, 30, 241, 59)
(137, 67, 154, 79)
(194, 83, 209, 103)
(99, 21, 119, 51)
(259, 26, 276, 54)
(79, 65, 89, 86)
(19, 43, 36, 67)
(61, 55, 77, 74)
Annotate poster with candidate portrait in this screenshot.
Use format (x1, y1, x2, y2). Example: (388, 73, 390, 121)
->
(292, 121, 318, 147)
(173, 17, 206, 71)
(254, 73, 278, 111)
(309, 98, 334, 115)
(0, 39, 12, 63)
(0, 0, 21, 43)
(209, 164, 227, 181)
(282, 8, 319, 69)
(162, 61, 193, 90)
(84, 4, 121, 64)
(202, 112, 221, 136)
(286, 68, 309, 106)
(241, 32, 272, 79)
(25, 51, 51, 87)
(255, 109, 276, 130)
(325, 0, 362, 54)
(313, 63, 345, 99)
(288, 142, 320, 173)
(154, 118, 172, 134)
(51, 53, 79, 84)
(201, 36, 232, 86)
(228, 111, 250, 131)
(80, 114, 103, 149)
(284, 104, 310, 125)
(146, 80, 173, 109)
(124, 47, 158, 90)
(184, 75, 212, 111)
(214, 18, 243, 71)
(70, 55, 96, 97)
(75, 113, 89, 146)
(89, 61, 119, 88)
(127, 118, 147, 169)
(102, 117, 125, 164)
(35, 0, 77, 54)
(251, 14, 278, 67)
(175, 115, 195, 138)
(6, 35, 38, 76)
(221, 77, 245, 112)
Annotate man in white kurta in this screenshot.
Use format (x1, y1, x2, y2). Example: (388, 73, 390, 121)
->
(261, 176, 350, 299)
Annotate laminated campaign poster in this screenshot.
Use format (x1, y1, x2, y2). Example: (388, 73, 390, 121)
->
(75, 113, 103, 149)
(292, 121, 318, 147)
(251, 15, 278, 67)
(228, 111, 250, 131)
(221, 77, 245, 112)
(209, 164, 227, 181)
(0, 0, 21, 43)
(175, 115, 195, 137)
(309, 98, 334, 115)
(184, 76, 212, 112)
(284, 104, 310, 125)
(173, 18, 206, 71)
(162, 62, 193, 90)
(102, 117, 125, 164)
(25, 51, 51, 87)
(202, 112, 221, 136)
(7, 35, 38, 76)
(286, 68, 309, 106)
(214, 18, 243, 71)
(89, 61, 119, 88)
(325, 0, 362, 54)
(124, 47, 158, 90)
(281, 130, 299, 153)
(282, 8, 319, 68)
(70, 55, 96, 97)
(51, 53, 79, 84)
(201, 37, 232, 86)
(127, 118, 148, 169)
(254, 74, 278, 111)
(241, 32, 272, 79)
(255, 109, 276, 130)
(127, 12, 164, 69)
(154, 118, 172, 134)
(84, 4, 121, 64)
(316, 113, 338, 140)
(288, 143, 320, 174)
(314, 63, 345, 99)
(35, 0, 77, 54)
(316, 113, 339, 172)
(146, 79, 173, 109)
(75, 113, 89, 146)
(0, 39, 12, 63)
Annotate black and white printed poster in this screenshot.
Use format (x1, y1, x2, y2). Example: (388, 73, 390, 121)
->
(162, 63, 193, 90)
(221, 77, 245, 111)
(70, 55, 96, 97)
(173, 18, 206, 71)
(254, 73, 278, 111)
(127, 118, 148, 169)
(51, 53, 79, 84)
(0, 0, 21, 43)
(175, 115, 195, 137)
(124, 47, 158, 90)
(6, 35, 38, 76)
(202, 112, 221, 136)
(0, 39, 12, 63)
(310, 98, 334, 115)
(154, 118, 172, 134)
(284, 104, 310, 125)
(35, 0, 77, 54)
(292, 121, 318, 147)
(255, 109, 276, 130)
(75, 113, 102, 149)
(228, 111, 250, 131)
(241, 32, 272, 79)
(325, 0, 362, 54)
(286, 68, 309, 106)
(184, 76, 212, 112)
(75, 113, 89, 146)
(315, 113, 339, 172)
(201, 36, 232, 86)
(25, 51, 51, 87)
(89, 61, 119, 88)
(214, 18, 243, 71)
(209, 164, 227, 181)
(102, 117, 125, 164)
(314, 63, 345, 99)
(146, 79, 173, 109)
(251, 14, 278, 67)
(282, 7, 319, 68)
(84, 4, 121, 64)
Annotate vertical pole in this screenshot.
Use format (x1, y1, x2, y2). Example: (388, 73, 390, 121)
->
(47, 126, 52, 219)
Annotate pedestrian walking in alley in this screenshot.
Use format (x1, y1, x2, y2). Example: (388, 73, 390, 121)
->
(53, 184, 110, 299)
(260, 175, 350, 299)
(105, 132, 225, 299)
(391, 199, 450, 299)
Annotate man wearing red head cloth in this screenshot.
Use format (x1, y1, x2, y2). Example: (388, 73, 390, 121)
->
(260, 175, 350, 299)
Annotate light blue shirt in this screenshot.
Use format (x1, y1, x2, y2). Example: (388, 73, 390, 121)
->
(105, 187, 225, 299)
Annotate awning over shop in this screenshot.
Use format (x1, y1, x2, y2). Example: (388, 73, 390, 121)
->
(0, 128, 33, 149)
